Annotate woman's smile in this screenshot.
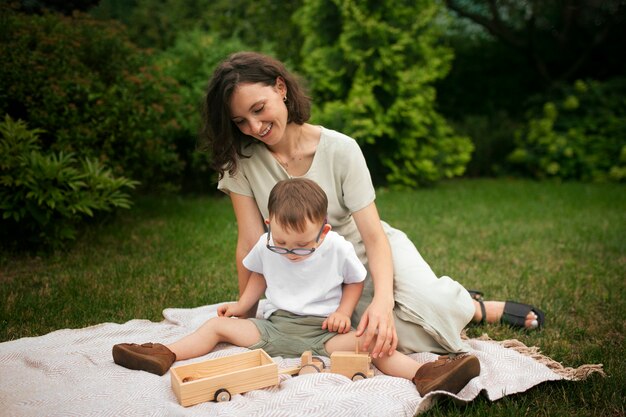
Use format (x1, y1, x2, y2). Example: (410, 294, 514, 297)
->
(259, 122, 273, 138)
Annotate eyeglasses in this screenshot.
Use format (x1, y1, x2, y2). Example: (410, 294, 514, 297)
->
(266, 220, 326, 256)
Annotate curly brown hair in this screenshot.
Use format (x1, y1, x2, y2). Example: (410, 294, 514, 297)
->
(200, 52, 311, 179)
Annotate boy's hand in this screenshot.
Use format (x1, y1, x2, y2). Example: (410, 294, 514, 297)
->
(218, 303, 242, 317)
(322, 311, 351, 333)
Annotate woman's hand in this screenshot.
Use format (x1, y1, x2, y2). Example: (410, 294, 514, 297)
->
(322, 311, 352, 334)
(355, 295, 397, 358)
(351, 203, 397, 358)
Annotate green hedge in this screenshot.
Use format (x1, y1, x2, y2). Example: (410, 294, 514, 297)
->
(152, 30, 253, 192)
(0, 116, 138, 248)
(0, 7, 187, 191)
(295, 0, 473, 187)
(509, 79, 626, 181)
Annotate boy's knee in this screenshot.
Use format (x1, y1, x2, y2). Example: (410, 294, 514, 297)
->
(212, 316, 231, 330)
(201, 316, 229, 333)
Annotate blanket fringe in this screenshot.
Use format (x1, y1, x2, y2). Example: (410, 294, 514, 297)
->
(498, 338, 605, 380)
(464, 332, 605, 380)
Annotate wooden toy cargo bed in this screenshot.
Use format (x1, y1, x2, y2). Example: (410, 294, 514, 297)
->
(171, 349, 278, 406)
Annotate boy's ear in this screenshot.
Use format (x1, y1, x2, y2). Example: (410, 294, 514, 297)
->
(264, 218, 270, 225)
(322, 222, 332, 236)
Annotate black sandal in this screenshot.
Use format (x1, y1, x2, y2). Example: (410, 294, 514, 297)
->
(476, 299, 487, 325)
(474, 299, 545, 330)
(466, 289, 484, 302)
(502, 301, 545, 330)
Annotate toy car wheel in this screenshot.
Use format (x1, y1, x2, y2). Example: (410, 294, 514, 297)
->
(311, 356, 326, 369)
(351, 372, 367, 381)
(214, 388, 232, 402)
(298, 363, 322, 376)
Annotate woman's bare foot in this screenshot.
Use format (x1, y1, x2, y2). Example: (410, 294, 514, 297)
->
(472, 300, 539, 329)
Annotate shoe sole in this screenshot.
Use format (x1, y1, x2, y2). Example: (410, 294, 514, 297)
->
(419, 355, 481, 395)
(112, 344, 168, 376)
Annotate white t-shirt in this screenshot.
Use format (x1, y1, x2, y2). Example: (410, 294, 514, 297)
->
(242, 230, 367, 318)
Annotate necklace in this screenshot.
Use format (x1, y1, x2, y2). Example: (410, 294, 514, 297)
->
(272, 126, 304, 169)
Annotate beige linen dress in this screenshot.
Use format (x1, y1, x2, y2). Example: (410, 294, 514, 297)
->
(218, 127, 474, 354)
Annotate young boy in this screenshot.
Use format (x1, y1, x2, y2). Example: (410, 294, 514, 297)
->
(113, 178, 480, 396)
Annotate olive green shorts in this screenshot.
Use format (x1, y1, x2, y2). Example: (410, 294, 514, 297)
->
(248, 310, 339, 357)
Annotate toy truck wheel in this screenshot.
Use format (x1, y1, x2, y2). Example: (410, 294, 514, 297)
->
(214, 388, 232, 402)
(311, 356, 326, 369)
(351, 372, 367, 381)
(298, 363, 322, 376)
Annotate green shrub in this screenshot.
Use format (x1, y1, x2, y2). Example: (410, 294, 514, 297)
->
(508, 78, 626, 181)
(295, 0, 473, 187)
(450, 112, 522, 177)
(0, 115, 138, 249)
(92, 0, 303, 65)
(0, 7, 185, 191)
(152, 30, 252, 192)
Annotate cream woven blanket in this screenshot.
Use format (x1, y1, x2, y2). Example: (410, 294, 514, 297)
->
(1, 302, 603, 417)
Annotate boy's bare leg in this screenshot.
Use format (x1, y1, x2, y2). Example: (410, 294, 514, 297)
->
(167, 317, 261, 361)
(324, 331, 419, 380)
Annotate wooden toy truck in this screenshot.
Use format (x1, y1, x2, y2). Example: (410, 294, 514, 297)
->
(171, 346, 373, 407)
(171, 349, 278, 406)
(297, 349, 374, 381)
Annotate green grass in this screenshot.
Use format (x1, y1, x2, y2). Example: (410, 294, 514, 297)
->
(1, 179, 624, 416)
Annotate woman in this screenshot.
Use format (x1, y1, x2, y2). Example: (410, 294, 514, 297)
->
(203, 51, 543, 359)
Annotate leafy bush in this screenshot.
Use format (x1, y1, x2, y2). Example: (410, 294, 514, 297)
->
(152, 30, 252, 192)
(92, 0, 303, 65)
(450, 112, 522, 177)
(508, 79, 626, 181)
(0, 6, 185, 191)
(0, 115, 138, 248)
(295, 0, 473, 187)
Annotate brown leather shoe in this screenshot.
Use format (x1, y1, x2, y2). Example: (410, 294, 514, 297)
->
(112, 343, 176, 376)
(412, 354, 480, 396)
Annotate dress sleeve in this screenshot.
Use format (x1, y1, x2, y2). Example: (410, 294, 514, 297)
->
(217, 168, 254, 197)
(339, 137, 376, 213)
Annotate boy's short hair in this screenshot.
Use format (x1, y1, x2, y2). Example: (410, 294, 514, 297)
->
(268, 178, 327, 232)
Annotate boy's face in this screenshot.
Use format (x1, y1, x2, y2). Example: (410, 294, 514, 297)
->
(266, 218, 329, 262)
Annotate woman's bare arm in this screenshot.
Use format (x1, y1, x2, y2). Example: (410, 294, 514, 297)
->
(352, 202, 397, 358)
(230, 192, 266, 317)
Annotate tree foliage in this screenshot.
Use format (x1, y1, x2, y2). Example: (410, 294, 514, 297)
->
(6, 0, 620, 196)
(437, 1, 626, 177)
(295, 0, 473, 187)
(92, 0, 304, 65)
(0, 6, 186, 191)
(509, 79, 626, 181)
(444, 0, 626, 85)
(11, 0, 100, 14)
(152, 30, 252, 191)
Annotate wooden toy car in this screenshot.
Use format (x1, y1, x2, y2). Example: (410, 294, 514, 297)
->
(171, 349, 278, 406)
(330, 350, 374, 380)
(171, 345, 373, 407)
(295, 349, 374, 381)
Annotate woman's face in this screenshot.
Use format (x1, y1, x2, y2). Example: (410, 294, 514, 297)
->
(229, 80, 288, 146)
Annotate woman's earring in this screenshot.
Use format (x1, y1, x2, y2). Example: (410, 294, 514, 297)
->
(283, 95, 287, 103)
